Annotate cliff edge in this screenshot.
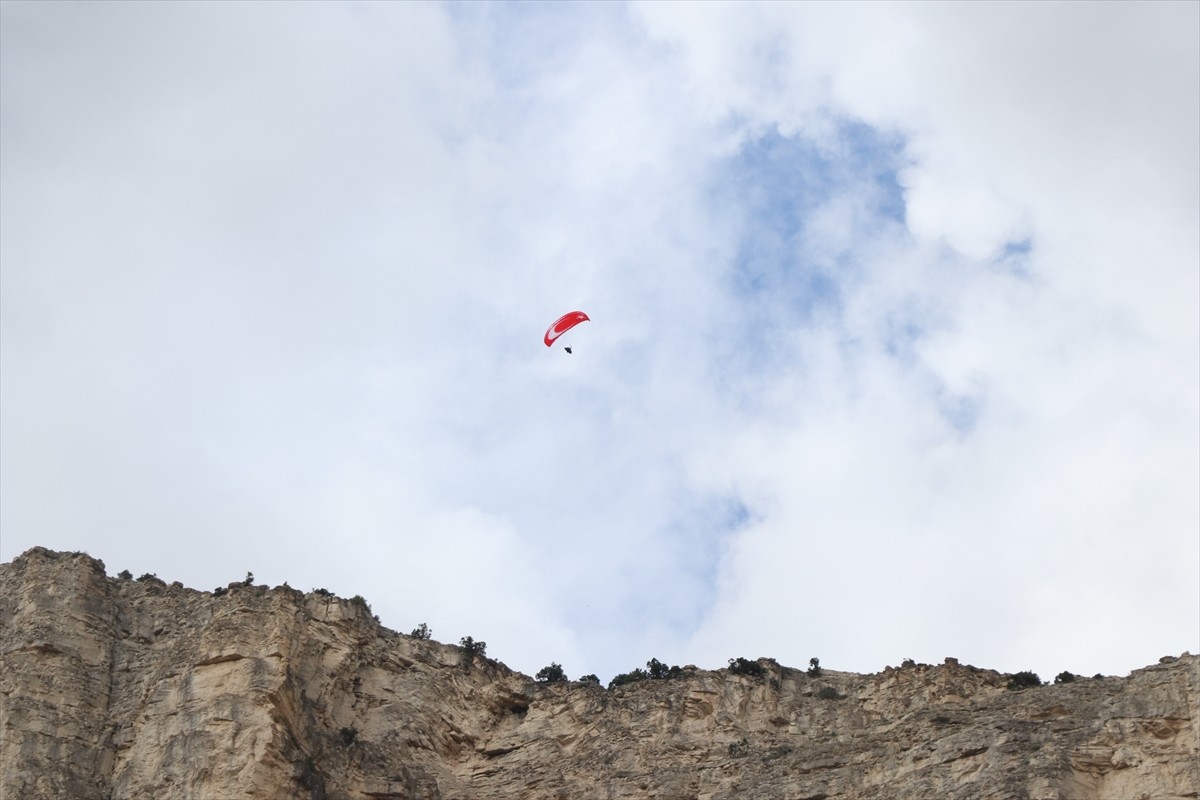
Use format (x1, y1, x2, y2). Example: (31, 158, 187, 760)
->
(2, 547, 1196, 799)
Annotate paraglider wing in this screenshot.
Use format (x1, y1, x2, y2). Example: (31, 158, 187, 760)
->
(544, 310, 590, 347)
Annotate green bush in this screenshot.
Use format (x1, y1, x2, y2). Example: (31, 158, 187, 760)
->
(1054, 671, 1077, 684)
(817, 686, 842, 700)
(1007, 671, 1043, 690)
(610, 659, 682, 688)
(410, 623, 432, 640)
(578, 674, 601, 685)
(535, 663, 567, 683)
(646, 658, 683, 679)
(349, 595, 371, 613)
(213, 586, 228, 597)
(728, 657, 765, 677)
(608, 668, 649, 689)
(117, 569, 132, 580)
(459, 636, 487, 669)
(807, 657, 822, 677)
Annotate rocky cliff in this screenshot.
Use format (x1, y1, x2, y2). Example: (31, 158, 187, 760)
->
(1, 547, 1196, 800)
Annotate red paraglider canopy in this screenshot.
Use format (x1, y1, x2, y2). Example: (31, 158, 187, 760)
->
(544, 310, 590, 347)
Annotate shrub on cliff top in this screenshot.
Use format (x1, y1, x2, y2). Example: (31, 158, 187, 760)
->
(459, 636, 486, 656)
(608, 668, 649, 689)
(729, 657, 766, 677)
(647, 658, 683, 679)
(536, 663, 568, 683)
(459, 636, 487, 670)
(410, 623, 432, 640)
(609, 658, 683, 689)
(1007, 670, 1043, 690)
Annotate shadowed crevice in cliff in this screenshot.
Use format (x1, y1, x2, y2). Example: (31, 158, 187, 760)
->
(2, 547, 1197, 800)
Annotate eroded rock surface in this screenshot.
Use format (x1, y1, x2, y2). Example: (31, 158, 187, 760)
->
(2, 547, 1197, 799)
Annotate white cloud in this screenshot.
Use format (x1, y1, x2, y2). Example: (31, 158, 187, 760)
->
(634, 1, 1199, 676)
(2, 1, 1195, 684)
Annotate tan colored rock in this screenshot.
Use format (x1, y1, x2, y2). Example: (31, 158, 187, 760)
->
(2, 547, 1197, 799)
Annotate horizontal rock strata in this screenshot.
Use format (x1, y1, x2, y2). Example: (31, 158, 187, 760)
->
(2, 547, 1197, 799)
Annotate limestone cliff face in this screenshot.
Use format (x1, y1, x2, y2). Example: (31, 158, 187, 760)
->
(1, 548, 1197, 800)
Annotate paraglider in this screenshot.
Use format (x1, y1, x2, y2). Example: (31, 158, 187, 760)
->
(544, 311, 589, 352)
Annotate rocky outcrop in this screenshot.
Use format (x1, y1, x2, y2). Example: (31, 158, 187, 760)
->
(2, 547, 1197, 799)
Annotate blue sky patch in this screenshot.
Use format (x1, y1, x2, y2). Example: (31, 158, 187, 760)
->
(993, 236, 1035, 278)
(707, 120, 908, 380)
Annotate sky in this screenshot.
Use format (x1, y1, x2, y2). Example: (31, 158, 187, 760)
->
(2, 1, 1197, 685)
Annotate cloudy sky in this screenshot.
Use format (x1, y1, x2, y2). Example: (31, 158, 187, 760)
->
(2, 1, 1197, 684)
